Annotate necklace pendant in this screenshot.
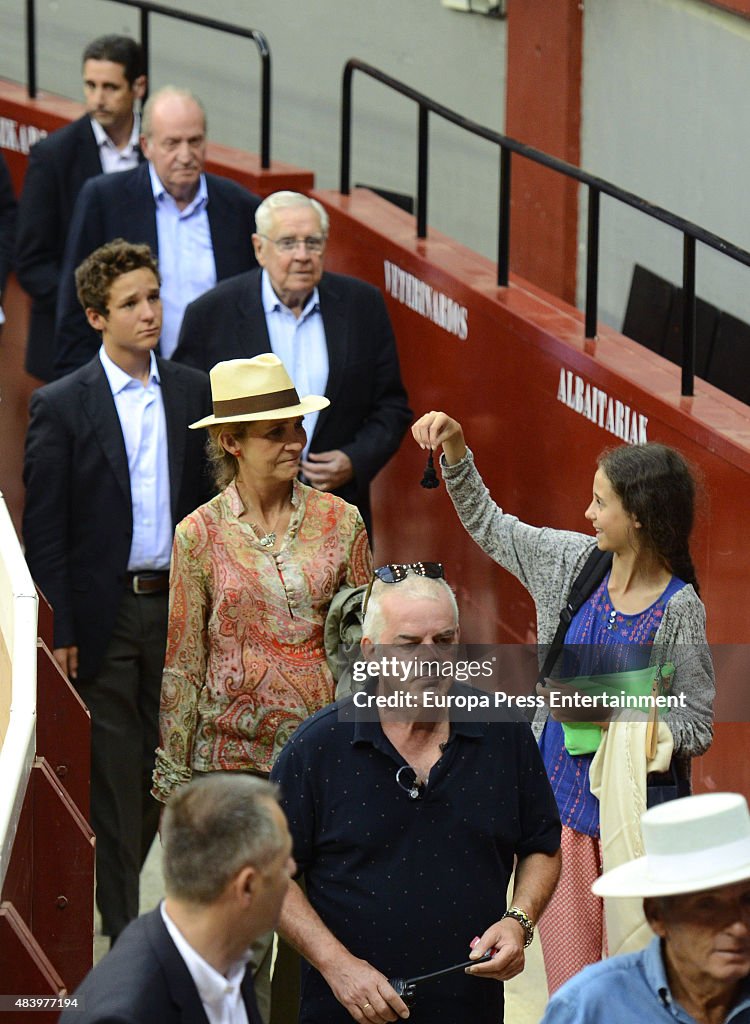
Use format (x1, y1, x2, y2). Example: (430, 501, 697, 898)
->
(259, 532, 276, 548)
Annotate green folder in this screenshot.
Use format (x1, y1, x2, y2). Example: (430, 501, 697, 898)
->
(557, 662, 675, 756)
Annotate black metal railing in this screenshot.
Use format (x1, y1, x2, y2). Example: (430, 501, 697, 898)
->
(24, 0, 272, 167)
(341, 58, 750, 397)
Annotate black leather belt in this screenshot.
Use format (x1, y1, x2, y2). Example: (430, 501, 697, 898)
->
(125, 571, 170, 595)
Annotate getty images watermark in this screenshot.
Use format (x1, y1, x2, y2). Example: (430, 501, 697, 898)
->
(330, 644, 702, 723)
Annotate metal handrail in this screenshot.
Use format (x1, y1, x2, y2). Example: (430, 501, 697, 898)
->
(341, 58, 750, 397)
(24, 0, 272, 168)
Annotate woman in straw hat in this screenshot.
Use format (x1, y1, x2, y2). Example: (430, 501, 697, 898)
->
(411, 410, 714, 994)
(152, 355, 372, 802)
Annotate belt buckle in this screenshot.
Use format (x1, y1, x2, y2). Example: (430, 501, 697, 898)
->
(132, 573, 148, 595)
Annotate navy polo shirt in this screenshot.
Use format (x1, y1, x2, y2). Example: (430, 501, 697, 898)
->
(271, 690, 561, 1024)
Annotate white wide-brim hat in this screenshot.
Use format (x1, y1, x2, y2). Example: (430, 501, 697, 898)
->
(592, 793, 750, 899)
(189, 354, 330, 429)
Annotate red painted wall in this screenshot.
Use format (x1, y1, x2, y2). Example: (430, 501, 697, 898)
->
(505, 0, 583, 305)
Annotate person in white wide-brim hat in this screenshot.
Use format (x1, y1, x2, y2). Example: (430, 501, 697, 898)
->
(540, 792, 750, 1024)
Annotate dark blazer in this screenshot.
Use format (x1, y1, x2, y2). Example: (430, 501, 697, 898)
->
(0, 150, 17, 300)
(14, 116, 120, 381)
(60, 907, 263, 1024)
(55, 162, 260, 377)
(22, 355, 212, 680)
(172, 268, 412, 530)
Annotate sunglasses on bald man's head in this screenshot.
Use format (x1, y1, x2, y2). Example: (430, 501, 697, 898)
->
(362, 562, 445, 616)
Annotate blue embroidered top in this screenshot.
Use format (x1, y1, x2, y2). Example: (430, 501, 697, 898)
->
(539, 573, 686, 837)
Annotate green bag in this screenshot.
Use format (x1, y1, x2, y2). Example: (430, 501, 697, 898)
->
(557, 662, 675, 756)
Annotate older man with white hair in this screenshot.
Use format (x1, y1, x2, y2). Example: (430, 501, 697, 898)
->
(540, 792, 750, 1024)
(271, 565, 561, 1024)
(172, 190, 411, 535)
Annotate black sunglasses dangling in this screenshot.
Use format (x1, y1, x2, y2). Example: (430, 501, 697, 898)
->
(420, 450, 440, 489)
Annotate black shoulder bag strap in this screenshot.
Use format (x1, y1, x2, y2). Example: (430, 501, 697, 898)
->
(537, 548, 613, 684)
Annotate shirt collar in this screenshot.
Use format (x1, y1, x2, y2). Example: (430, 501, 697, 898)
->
(261, 268, 320, 319)
(148, 161, 208, 214)
(90, 112, 141, 154)
(160, 903, 252, 1009)
(642, 937, 673, 1009)
(99, 346, 160, 396)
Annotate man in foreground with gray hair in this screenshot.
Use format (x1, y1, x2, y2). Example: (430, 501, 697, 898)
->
(271, 565, 561, 1023)
(540, 792, 750, 1024)
(55, 85, 260, 375)
(172, 190, 411, 535)
(62, 775, 294, 1024)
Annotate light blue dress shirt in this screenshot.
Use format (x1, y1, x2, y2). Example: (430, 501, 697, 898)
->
(540, 936, 750, 1023)
(261, 269, 328, 458)
(99, 347, 172, 571)
(148, 163, 216, 358)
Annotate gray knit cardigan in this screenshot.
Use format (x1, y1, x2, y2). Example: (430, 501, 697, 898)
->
(442, 449, 714, 758)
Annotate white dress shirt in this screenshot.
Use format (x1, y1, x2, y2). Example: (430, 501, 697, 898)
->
(90, 114, 141, 174)
(99, 347, 172, 570)
(261, 269, 328, 457)
(149, 163, 217, 358)
(160, 903, 252, 1024)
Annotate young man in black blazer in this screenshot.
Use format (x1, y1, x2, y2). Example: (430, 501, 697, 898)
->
(14, 34, 146, 381)
(23, 239, 212, 943)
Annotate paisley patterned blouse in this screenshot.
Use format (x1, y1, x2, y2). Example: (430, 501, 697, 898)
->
(152, 479, 372, 800)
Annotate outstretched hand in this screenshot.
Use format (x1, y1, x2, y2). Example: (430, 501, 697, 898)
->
(411, 412, 467, 465)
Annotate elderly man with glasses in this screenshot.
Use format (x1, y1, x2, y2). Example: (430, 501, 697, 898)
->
(270, 564, 561, 1024)
(540, 792, 750, 1024)
(172, 190, 412, 536)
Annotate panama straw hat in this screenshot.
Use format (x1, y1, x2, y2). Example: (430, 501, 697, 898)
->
(189, 354, 330, 429)
(592, 793, 750, 899)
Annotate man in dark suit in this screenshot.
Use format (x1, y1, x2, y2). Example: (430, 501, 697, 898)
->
(61, 775, 294, 1024)
(172, 190, 411, 534)
(23, 240, 212, 942)
(55, 86, 261, 377)
(14, 34, 146, 381)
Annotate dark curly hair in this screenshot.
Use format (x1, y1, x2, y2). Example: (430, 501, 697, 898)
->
(75, 239, 160, 315)
(598, 443, 700, 594)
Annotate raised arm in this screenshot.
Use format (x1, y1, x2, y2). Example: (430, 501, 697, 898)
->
(411, 410, 467, 465)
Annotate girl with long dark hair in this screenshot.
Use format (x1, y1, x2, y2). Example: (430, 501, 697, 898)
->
(412, 411, 714, 993)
